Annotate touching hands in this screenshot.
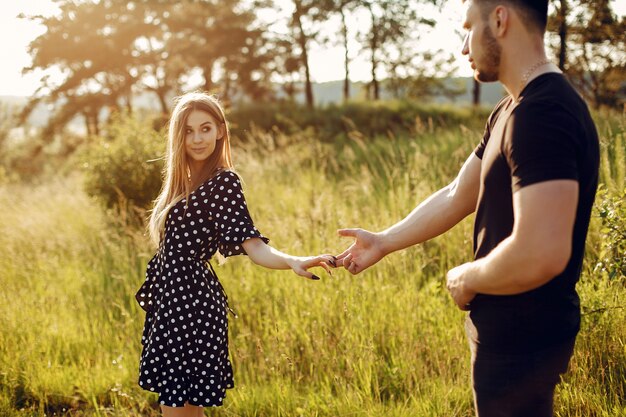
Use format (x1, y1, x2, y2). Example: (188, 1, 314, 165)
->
(330, 229, 478, 311)
(335, 228, 386, 275)
(287, 254, 336, 280)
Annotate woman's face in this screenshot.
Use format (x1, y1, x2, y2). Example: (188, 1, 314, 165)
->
(184, 109, 222, 164)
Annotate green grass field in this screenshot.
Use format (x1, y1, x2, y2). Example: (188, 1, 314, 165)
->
(0, 108, 624, 416)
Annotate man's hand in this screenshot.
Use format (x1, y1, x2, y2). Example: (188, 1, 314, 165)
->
(335, 228, 386, 274)
(446, 262, 478, 310)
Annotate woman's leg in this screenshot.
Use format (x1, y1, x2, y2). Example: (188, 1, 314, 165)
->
(160, 402, 203, 417)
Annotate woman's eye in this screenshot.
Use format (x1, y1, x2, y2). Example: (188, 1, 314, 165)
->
(203, 127, 211, 132)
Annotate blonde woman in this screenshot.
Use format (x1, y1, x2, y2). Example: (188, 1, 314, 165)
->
(135, 91, 333, 417)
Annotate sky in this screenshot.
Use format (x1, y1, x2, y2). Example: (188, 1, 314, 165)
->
(0, 0, 624, 97)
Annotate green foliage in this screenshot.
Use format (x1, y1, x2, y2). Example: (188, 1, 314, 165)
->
(598, 122, 626, 192)
(0, 113, 85, 182)
(82, 114, 165, 210)
(230, 100, 490, 142)
(1, 108, 624, 416)
(548, 0, 626, 109)
(594, 186, 626, 282)
(80, 100, 487, 215)
(20, 0, 478, 140)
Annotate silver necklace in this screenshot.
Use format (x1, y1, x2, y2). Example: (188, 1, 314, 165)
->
(520, 58, 552, 92)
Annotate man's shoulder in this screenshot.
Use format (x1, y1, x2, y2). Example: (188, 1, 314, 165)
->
(521, 73, 587, 113)
(486, 95, 514, 126)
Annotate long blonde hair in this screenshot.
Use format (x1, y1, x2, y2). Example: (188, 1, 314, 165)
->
(148, 92, 233, 247)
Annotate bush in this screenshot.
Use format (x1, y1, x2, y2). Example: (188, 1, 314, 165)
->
(83, 114, 165, 210)
(594, 185, 626, 282)
(228, 100, 491, 142)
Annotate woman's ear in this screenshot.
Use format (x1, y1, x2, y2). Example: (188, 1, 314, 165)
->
(217, 123, 226, 140)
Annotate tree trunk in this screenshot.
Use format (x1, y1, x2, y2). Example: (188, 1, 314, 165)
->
(558, 0, 568, 71)
(156, 90, 168, 114)
(340, 7, 350, 101)
(125, 93, 133, 114)
(92, 112, 101, 137)
(84, 114, 91, 137)
(203, 65, 213, 92)
(85, 113, 97, 137)
(222, 75, 232, 102)
(472, 78, 481, 106)
(370, 33, 380, 100)
(368, 5, 380, 100)
(294, 3, 314, 108)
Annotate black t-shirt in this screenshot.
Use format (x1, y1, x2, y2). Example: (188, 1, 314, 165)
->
(468, 73, 599, 353)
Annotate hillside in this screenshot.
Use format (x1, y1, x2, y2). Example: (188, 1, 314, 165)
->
(1, 77, 506, 132)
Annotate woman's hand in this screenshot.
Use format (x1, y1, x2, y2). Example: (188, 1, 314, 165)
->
(286, 254, 337, 280)
(242, 238, 336, 280)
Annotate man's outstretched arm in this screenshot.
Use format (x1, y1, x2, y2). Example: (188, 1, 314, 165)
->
(337, 152, 482, 274)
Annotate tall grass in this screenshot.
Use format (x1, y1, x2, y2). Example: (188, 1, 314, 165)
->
(0, 109, 624, 416)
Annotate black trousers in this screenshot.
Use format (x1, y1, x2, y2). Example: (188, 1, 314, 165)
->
(466, 320, 576, 417)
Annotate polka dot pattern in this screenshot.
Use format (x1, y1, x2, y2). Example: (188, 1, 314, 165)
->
(135, 170, 268, 407)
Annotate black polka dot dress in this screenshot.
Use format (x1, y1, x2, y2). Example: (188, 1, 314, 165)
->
(135, 170, 268, 407)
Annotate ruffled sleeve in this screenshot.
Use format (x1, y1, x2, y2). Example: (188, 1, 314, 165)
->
(208, 171, 269, 257)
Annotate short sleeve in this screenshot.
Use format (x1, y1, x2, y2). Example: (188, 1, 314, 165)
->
(475, 96, 511, 159)
(504, 102, 580, 192)
(208, 171, 269, 257)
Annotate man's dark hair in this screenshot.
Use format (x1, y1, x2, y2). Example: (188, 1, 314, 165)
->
(476, 0, 549, 33)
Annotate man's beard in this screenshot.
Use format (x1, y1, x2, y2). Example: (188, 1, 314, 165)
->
(475, 25, 501, 83)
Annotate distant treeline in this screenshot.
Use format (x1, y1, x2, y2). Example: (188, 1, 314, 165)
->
(17, 0, 626, 139)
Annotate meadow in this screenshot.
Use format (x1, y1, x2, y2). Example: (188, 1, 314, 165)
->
(0, 104, 624, 416)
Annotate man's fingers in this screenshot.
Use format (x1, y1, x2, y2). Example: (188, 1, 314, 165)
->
(342, 253, 353, 268)
(335, 248, 351, 261)
(338, 228, 359, 238)
(348, 260, 361, 275)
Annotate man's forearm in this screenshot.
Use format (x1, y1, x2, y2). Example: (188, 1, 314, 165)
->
(465, 236, 568, 296)
(379, 184, 475, 255)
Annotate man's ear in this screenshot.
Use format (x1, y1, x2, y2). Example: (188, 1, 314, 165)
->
(492, 5, 509, 37)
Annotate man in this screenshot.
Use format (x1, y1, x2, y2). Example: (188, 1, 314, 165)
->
(334, 0, 599, 416)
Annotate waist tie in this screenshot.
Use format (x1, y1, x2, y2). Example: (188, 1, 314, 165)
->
(207, 261, 238, 319)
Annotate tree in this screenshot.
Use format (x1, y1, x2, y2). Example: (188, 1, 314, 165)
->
(289, 0, 321, 108)
(20, 1, 155, 137)
(133, 2, 186, 115)
(20, 0, 277, 137)
(357, 0, 441, 100)
(356, 0, 456, 101)
(270, 37, 304, 102)
(548, 0, 626, 108)
(320, 0, 359, 101)
(553, 0, 569, 70)
(164, 0, 273, 101)
(472, 79, 481, 107)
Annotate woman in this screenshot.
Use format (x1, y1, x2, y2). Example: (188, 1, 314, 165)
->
(135, 91, 333, 416)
